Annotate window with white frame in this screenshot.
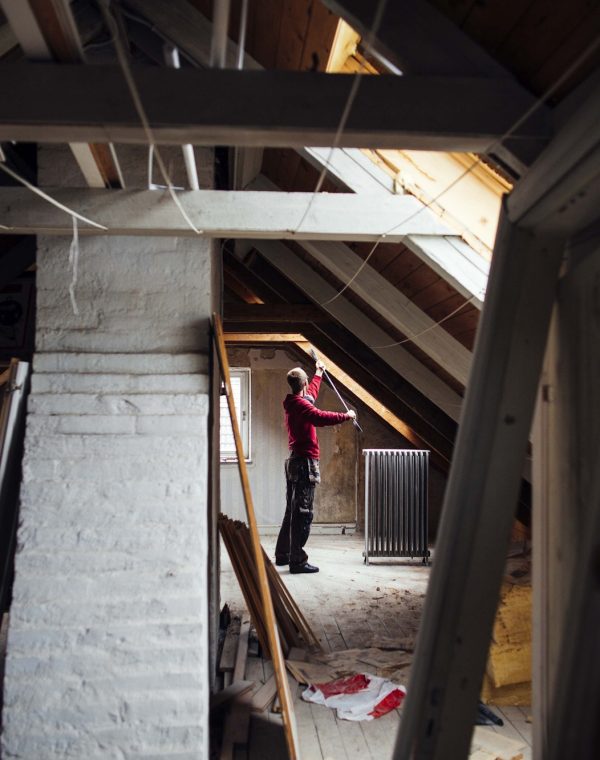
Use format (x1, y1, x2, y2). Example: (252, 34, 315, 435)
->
(220, 368, 251, 462)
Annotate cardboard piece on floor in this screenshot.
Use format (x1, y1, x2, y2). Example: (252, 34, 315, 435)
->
(286, 659, 337, 685)
(312, 648, 367, 666)
(470, 726, 526, 759)
(214, 314, 300, 760)
(469, 751, 502, 760)
(368, 635, 416, 652)
(357, 648, 413, 670)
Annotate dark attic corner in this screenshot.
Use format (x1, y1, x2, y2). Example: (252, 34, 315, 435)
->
(0, 1, 598, 759)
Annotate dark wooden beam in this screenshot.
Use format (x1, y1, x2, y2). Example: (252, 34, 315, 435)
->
(0, 63, 551, 150)
(224, 303, 329, 323)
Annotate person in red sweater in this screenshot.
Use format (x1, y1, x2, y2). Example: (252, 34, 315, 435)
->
(275, 359, 356, 574)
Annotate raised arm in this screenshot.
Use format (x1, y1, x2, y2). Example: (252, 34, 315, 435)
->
(294, 397, 353, 427)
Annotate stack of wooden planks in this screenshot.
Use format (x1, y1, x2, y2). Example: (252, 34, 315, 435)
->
(218, 514, 321, 657)
(482, 558, 532, 706)
(213, 612, 292, 759)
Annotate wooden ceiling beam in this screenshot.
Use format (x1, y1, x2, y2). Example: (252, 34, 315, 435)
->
(224, 304, 329, 322)
(0, 185, 449, 239)
(224, 332, 303, 340)
(288, 153, 490, 306)
(223, 320, 320, 334)
(0, 63, 551, 150)
(0, 0, 123, 188)
(123, 0, 260, 71)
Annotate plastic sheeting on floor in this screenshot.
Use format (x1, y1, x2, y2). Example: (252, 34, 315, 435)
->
(302, 673, 406, 721)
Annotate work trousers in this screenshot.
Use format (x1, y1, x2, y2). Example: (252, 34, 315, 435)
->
(275, 456, 320, 567)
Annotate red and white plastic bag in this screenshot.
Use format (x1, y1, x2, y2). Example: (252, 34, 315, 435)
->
(302, 673, 406, 721)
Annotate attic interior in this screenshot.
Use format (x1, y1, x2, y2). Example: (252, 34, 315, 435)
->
(0, 0, 598, 759)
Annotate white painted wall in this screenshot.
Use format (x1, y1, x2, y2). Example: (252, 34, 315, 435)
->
(1, 146, 216, 759)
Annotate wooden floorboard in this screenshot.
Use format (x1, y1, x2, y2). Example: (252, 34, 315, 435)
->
(310, 701, 349, 760)
(221, 534, 532, 759)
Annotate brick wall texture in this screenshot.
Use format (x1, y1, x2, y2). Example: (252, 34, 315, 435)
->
(2, 147, 215, 759)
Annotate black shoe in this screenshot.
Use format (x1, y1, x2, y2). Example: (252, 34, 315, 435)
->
(275, 556, 289, 567)
(290, 562, 319, 574)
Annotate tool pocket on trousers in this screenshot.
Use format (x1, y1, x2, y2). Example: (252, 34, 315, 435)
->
(298, 484, 314, 514)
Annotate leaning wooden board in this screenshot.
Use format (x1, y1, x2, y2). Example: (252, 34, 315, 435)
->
(213, 314, 301, 760)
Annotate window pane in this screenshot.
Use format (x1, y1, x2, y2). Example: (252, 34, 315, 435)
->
(220, 370, 249, 460)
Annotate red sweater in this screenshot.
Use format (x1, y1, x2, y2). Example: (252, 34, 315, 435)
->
(283, 375, 348, 459)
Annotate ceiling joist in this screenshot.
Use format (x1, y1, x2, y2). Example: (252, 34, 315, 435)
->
(0, 63, 551, 151)
(0, 185, 449, 239)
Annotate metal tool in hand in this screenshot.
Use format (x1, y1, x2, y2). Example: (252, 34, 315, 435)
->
(309, 348, 363, 433)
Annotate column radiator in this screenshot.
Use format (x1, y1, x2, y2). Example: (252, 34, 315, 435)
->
(363, 449, 430, 564)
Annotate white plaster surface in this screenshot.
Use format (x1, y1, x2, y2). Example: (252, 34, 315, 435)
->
(1, 145, 214, 759)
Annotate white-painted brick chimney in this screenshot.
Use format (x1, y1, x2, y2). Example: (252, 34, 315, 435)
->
(1, 146, 216, 759)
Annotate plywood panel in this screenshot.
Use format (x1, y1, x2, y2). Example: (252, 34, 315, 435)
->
(299, 0, 339, 71)
(276, 0, 312, 70)
(249, 0, 285, 68)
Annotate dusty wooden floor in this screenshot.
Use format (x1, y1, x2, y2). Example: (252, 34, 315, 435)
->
(220, 533, 532, 759)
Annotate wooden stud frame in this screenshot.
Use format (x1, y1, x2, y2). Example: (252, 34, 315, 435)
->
(393, 211, 564, 759)
(213, 314, 301, 760)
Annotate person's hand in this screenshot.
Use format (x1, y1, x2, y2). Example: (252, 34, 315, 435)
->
(315, 359, 326, 372)
(347, 410, 356, 420)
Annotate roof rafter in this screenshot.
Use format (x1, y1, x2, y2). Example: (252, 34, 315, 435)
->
(247, 238, 464, 423)
(298, 239, 473, 386)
